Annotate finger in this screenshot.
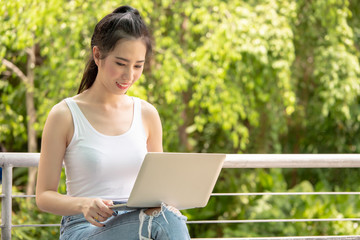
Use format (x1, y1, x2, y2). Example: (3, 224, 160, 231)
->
(103, 200, 114, 206)
(102, 200, 117, 216)
(101, 200, 115, 213)
(87, 216, 105, 227)
(103, 200, 119, 216)
(85, 209, 107, 223)
(96, 199, 115, 217)
(93, 213, 107, 222)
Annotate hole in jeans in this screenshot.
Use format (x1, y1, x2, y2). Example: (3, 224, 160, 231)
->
(144, 204, 182, 217)
(139, 203, 182, 239)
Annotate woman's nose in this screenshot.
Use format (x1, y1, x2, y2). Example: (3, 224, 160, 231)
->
(122, 67, 133, 80)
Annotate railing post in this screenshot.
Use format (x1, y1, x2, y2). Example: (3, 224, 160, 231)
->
(2, 163, 13, 240)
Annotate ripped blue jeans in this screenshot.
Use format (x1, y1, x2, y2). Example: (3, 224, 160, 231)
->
(59, 203, 190, 240)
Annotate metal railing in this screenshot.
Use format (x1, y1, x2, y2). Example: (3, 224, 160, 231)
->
(1, 153, 360, 240)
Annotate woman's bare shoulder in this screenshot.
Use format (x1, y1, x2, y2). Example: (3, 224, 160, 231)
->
(49, 100, 71, 119)
(40, 99, 75, 149)
(139, 98, 159, 116)
(45, 99, 73, 131)
(138, 98, 163, 151)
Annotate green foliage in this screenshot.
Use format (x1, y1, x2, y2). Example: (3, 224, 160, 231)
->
(144, 0, 297, 153)
(288, 0, 360, 153)
(12, 198, 61, 240)
(185, 169, 360, 237)
(0, 186, 61, 240)
(0, 170, 66, 239)
(1, 0, 360, 238)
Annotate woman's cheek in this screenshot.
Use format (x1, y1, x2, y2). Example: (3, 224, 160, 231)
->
(134, 71, 142, 81)
(109, 67, 119, 77)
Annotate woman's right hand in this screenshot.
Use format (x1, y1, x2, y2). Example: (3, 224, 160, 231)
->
(81, 198, 115, 227)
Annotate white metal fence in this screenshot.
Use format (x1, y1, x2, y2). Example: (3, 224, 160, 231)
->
(1, 153, 360, 240)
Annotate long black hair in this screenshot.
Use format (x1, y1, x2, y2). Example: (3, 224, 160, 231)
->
(78, 6, 152, 94)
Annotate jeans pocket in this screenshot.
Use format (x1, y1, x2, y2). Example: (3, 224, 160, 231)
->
(60, 217, 66, 235)
(61, 214, 88, 236)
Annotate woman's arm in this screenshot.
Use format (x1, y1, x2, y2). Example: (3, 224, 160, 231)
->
(141, 100, 163, 152)
(35, 101, 113, 227)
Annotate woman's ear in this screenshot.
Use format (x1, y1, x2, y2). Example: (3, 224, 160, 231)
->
(93, 46, 101, 66)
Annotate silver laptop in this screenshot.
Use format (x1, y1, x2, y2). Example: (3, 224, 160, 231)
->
(110, 152, 226, 210)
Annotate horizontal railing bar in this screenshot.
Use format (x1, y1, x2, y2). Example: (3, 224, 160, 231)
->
(211, 192, 360, 196)
(224, 154, 360, 168)
(11, 195, 36, 198)
(11, 224, 61, 228)
(2, 153, 360, 168)
(2, 193, 360, 198)
(187, 218, 360, 224)
(192, 236, 360, 240)
(3, 193, 360, 199)
(0, 153, 40, 167)
(3, 153, 360, 240)
(0, 195, 36, 198)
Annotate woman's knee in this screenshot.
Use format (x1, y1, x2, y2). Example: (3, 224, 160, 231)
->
(161, 204, 187, 223)
(143, 204, 185, 220)
(144, 207, 162, 216)
(140, 205, 190, 239)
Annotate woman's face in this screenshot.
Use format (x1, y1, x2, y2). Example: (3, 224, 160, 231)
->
(94, 39, 147, 95)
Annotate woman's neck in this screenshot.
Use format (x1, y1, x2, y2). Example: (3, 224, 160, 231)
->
(78, 83, 131, 108)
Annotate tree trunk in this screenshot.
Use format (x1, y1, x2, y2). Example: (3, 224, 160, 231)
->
(178, 91, 192, 151)
(25, 45, 38, 196)
(2, 45, 38, 196)
(178, 15, 192, 152)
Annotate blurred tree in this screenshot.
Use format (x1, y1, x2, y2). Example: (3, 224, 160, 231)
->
(144, 0, 296, 154)
(1, 0, 52, 195)
(287, 0, 360, 154)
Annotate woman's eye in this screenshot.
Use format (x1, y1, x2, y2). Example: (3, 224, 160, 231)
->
(135, 65, 143, 69)
(116, 62, 125, 66)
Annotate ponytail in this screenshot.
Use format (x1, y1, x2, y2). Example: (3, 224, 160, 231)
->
(78, 57, 98, 94)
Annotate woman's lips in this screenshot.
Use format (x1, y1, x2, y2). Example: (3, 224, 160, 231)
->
(116, 81, 129, 90)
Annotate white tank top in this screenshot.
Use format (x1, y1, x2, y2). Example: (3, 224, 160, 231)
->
(63, 97, 147, 201)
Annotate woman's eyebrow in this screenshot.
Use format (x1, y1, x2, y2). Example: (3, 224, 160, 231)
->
(115, 57, 145, 63)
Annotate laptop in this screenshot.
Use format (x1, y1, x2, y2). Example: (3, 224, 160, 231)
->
(110, 152, 226, 210)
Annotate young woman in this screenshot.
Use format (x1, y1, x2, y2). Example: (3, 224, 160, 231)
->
(36, 6, 190, 239)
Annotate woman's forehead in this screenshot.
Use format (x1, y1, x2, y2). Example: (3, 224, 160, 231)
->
(111, 39, 147, 59)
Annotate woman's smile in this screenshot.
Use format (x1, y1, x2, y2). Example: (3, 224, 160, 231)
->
(116, 81, 130, 90)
